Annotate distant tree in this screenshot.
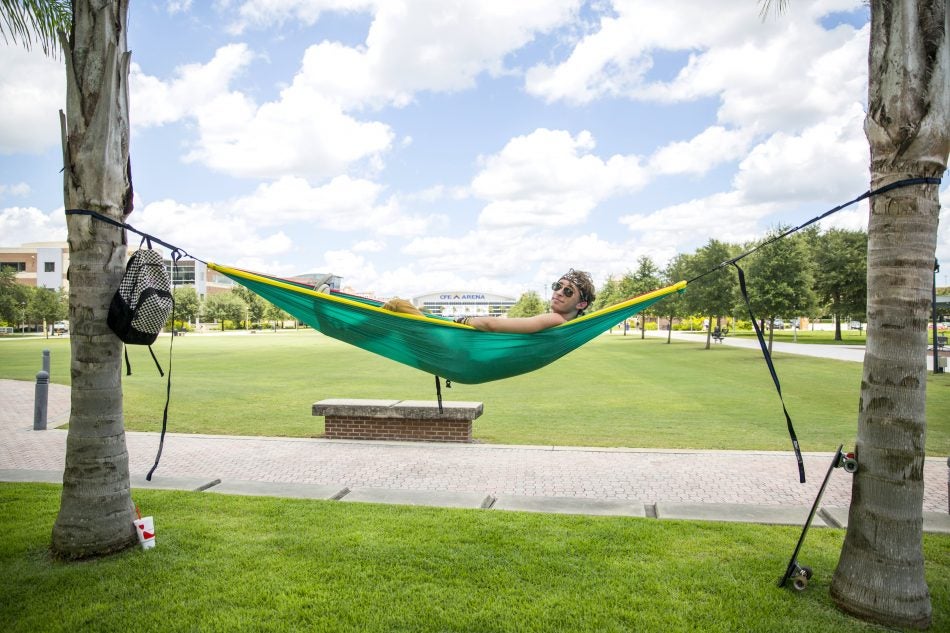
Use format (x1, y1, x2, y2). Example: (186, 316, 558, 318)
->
(744, 227, 816, 352)
(683, 240, 740, 348)
(507, 291, 546, 318)
(171, 286, 200, 325)
(203, 292, 246, 331)
(662, 253, 692, 343)
(621, 256, 661, 338)
(0, 268, 30, 325)
(592, 277, 630, 332)
(593, 277, 624, 311)
(28, 287, 67, 336)
(264, 303, 290, 329)
(812, 229, 867, 340)
(232, 286, 267, 327)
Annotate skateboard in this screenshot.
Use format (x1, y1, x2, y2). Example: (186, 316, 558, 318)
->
(778, 444, 857, 591)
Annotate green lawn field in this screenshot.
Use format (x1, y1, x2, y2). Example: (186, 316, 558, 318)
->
(1, 330, 948, 455)
(1, 483, 947, 633)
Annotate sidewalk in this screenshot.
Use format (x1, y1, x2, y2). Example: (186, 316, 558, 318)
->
(640, 329, 947, 370)
(0, 378, 947, 532)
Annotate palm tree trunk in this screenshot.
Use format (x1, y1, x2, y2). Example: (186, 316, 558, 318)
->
(51, 0, 136, 559)
(830, 0, 948, 628)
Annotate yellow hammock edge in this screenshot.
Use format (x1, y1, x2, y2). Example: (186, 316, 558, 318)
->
(207, 262, 686, 330)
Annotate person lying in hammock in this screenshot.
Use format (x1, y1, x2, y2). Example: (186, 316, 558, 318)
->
(382, 269, 596, 334)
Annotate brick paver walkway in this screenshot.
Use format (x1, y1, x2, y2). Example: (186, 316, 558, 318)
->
(1, 379, 946, 512)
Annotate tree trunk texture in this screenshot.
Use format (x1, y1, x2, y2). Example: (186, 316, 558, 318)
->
(51, 0, 136, 560)
(830, 0, 948, 629)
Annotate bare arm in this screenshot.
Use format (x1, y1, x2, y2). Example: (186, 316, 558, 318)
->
(462, 312, 568, 333)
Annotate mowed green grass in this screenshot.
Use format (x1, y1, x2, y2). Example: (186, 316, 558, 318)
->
(2, 483, 948, 633)
(1, 330, 948, 454)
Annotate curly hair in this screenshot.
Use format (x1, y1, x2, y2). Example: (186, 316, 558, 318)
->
(560, 268, 596, 313)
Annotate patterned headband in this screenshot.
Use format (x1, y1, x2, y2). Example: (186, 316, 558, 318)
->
(559, 268, 593, 304)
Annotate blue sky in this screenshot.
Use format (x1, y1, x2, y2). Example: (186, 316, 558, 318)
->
(2, 0, 948, 298)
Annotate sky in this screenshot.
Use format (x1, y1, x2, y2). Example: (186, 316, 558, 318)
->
(1, 0, 948, 299)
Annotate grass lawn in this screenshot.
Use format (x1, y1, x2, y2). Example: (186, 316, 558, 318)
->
(2, 331, 948, 455)
(1, 483, 947, 633)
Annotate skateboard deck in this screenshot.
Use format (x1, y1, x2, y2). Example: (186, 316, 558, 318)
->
(778, 444, 856, 591)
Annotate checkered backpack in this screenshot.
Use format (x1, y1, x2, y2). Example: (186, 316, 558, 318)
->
(108, 245, 174, 372)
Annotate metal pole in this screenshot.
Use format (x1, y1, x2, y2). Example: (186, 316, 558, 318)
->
(935, 259, 943, 374)
(33, 370, 49, 430)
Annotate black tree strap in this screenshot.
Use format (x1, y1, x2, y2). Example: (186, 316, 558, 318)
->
(64, 208, 205, 263)
(146, 249, 181, 481)
(687, 177, 942, 285)
(734, 263, 806, 483)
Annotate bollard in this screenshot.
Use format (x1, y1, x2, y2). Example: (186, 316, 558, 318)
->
(34, 371, 49, 431)
(42, 349, 50, 377)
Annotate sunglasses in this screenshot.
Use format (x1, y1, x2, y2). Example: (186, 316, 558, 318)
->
(551, 281, 577, 298)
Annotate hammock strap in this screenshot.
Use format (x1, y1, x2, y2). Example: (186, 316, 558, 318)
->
(733, 262, 806, 483)
(64, 209, 205, 263)
(687, 177, 942, 285)
(146, 248, 181, 481)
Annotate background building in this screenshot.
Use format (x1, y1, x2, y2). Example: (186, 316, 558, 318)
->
(412, 290, 516, 318)
(0, 242, 69, 290)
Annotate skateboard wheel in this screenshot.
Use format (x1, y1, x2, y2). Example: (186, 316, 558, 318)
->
(801, 566, 813, 579)
(793, 575, 808, 591)
(842, 459, 857, 473)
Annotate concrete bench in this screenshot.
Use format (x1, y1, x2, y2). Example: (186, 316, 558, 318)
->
(312, 399, 484, 443)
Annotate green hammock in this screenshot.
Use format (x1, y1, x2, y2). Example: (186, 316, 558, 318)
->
(208, 263, 686, 384)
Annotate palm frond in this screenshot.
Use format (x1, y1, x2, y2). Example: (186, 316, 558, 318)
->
(758, 0, 790, 21)
(0, 0, 72, 57)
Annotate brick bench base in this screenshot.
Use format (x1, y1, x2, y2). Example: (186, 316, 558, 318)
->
(312, 399, 484, 443)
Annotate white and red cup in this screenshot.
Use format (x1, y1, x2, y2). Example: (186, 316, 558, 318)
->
(133, 516, 156, 549)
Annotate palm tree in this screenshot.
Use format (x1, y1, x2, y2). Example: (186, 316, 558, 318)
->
(763, 0, 947, 627)
(829, 2, 948, 629)
(2, 0, 138, 558)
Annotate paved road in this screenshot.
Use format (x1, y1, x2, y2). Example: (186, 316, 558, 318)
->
(1, 378, 946, 530)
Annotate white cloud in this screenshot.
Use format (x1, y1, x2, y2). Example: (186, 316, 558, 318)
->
(235, 0, 580, 109)
(227, 0, 377, 35)
(734, 104, 869, 204)
(130, 43, 255, 128)
(0, 45, 64, 154)
(0, 206, 67, 245)
(129, 198, 293, 267)
(0, 182, 32, 199)
(229, 175, 434, 236)
(130, 43, 395, 180)
(648, 126, 755, 176)
(182, 78, 395, 181)
(938, 184, 950, 280)
(167, 1, 194, 15)
(472, 128, 647, 228)
(526, 0, 868, 136)
(620, 191, 779, 252)
(353, 239, 386, 252)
